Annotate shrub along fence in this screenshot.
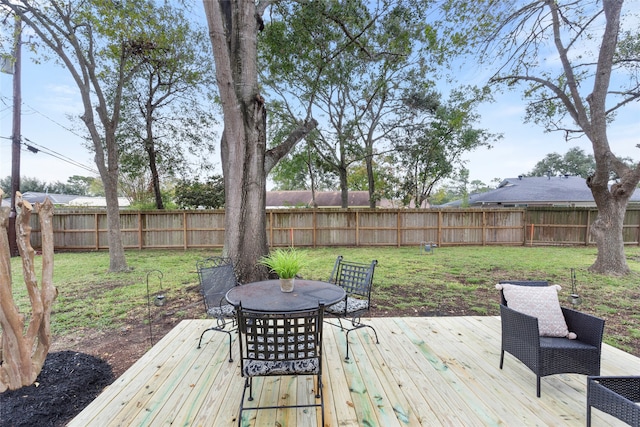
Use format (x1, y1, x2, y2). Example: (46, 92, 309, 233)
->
(19, 206, 640, 251)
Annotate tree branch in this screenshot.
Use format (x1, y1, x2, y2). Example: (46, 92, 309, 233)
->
(265, 118, 319, 174)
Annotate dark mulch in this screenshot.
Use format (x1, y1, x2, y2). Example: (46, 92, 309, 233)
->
(0, 351, 114, 427)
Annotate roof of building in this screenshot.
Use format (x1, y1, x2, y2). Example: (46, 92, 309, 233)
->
(1, 192, 130, 208)
(266, 191, 372, 208)
(21, 192, 81, 205)
(455, 175, 640, 207)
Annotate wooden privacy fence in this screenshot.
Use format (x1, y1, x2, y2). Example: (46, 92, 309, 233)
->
(19, 207, 640, 251)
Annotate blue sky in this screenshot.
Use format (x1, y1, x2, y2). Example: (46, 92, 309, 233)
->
(1, 4, 639, 190)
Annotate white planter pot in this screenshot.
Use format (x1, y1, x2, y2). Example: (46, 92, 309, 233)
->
(279, 278, 295, 293)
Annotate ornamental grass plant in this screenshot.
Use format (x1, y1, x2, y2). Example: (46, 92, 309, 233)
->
(257, 247, 307, 279)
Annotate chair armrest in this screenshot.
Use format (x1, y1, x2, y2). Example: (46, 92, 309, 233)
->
(588, 376, 640, 403)
(562, 307, 605, 348)
(500, 304, 540, 345)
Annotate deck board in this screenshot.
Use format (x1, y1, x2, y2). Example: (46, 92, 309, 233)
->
(68, 317, 640, 426)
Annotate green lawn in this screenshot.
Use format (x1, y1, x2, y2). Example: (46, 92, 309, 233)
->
(7, 245, 640, 355)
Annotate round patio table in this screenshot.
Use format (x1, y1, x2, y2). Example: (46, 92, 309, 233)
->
(225, 279, 345, 312)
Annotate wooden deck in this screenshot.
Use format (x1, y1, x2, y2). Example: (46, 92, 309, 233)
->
(68, 317, 640, 426)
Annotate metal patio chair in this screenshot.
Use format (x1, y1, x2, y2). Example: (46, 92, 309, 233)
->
(236, 303, 325, 426)
(196, 256, 240, 362)
(325, 256, 379, 361)
(498, 280, 605, 397)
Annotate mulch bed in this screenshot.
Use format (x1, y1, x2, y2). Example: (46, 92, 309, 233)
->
(0, 351, 114, 427)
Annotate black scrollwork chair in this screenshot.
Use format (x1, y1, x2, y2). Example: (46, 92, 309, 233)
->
(236, 303, 325, 426)
(498, 280, 605, 397)
(196, 256, 240, 362)
(325, 256, 379, 361)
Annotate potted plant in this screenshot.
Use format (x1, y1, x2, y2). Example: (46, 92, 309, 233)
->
(258, 248, 306, 292)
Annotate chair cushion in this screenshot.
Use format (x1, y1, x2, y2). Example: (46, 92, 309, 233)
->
(496, 283, 576, 339)
(326, 297, 369, 314)
(207, 303, 235, 318)
(243, 358, 320, 376)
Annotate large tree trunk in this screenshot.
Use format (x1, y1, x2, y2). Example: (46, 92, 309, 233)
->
(0, 191, 57, 392)
(145, 139, 164, 210)
(144, 96, 164, 210)
(93, 129, 128, 273)
(103, 174, 128, 272)
(204, 0, 317, 282)
(366, 150, 376, 208)
(203, 0, 268, 282)
(588, 199, 628, 275)
(580, 0, 637, 275)
(545, 0, 637, 275)
(587, 162, 636, 275)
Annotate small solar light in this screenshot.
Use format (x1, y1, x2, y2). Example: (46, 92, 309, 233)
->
(154, 294, 166, 307)
(146, 270, 165, 345)
(421, 241, 437, 255)
(568, 268, 581, 306)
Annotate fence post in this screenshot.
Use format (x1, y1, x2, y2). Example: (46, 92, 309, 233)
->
(482, 211, 486, 246)
(94, 212, 99, 250)
(313, 210, 317, 248)
(586, 210, 591, 246)
(137, 212, 143, 250)
(530, 223, 534, 247)
(355, 210, 360, 247)
(183, 211, 187, 250)
(269, 211, 273, 247)
(437, 210, 442, 247)
(397, 210, 401, 248)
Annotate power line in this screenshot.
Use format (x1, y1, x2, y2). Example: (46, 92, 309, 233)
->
(21, 136, 98, 175)
(21, 102, 88, 141)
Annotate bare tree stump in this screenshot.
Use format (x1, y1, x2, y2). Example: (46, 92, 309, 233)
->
(0, 190, 57, 392)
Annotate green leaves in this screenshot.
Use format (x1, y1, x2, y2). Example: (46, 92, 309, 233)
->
(258, 248, 307, 279)
(174, 176, 225, 209)
(393, 87, 499, 206)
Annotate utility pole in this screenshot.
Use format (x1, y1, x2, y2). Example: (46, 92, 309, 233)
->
(9, 16, 22, 257)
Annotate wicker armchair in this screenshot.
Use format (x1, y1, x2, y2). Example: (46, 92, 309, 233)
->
(196, 256, 240, 362)
(236, 303, 325, 426)
(498, 280, 605, 397)
(325, 256, 378, 361)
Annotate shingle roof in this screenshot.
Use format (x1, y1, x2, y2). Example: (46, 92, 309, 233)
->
(2, 192, 130, 207)
(20, 192, 80, 205)
(266, 191, 371, 208)
(460, 176, 640, 207)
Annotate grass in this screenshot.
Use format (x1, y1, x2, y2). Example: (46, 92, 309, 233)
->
(7, 245, 640, 355)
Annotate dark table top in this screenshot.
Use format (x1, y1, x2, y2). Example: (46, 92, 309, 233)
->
(225, 279, 345, 312)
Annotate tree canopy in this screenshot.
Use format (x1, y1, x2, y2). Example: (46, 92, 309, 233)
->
(117, 5, 218, 209)
(262, 0, 495, 207)
(528, 147, 596, 179)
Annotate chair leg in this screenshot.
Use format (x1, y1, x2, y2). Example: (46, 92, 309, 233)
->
(586, 405, 591, 427)
(248, 377, 254, 401)
(316, 375, 322, 399)
(367, 324, 380, 344)
(318, 374, 325, 426)
(197, 328, 233, 363)
(536, 375, 541, 398)
(238, 375, 324, 424)
(344, 323, 379, 361)
(499, 349, 504, 369)
(225, 331, 233, 363)
(238, 377, 251, 427)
